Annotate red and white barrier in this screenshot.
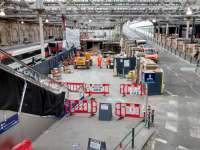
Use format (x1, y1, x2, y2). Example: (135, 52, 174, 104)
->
(12, 139, 32, 150)
(85, 84, 110, 96)
(120, 83, 145, 96)
(115, 103, 144, 119)
(63, 82, 85, 93)
(65, 99, 97, 116)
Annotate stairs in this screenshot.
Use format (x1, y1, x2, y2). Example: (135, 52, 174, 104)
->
(0, 48, 67, 94)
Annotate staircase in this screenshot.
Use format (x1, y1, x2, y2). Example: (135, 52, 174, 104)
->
(0, 48, 67, 94)
(0, 48, 68, 146)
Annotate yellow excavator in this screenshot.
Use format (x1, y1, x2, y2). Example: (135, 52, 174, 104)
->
(74, 52, 92, 69)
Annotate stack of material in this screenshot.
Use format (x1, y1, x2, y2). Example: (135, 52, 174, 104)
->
(171, 37, 178, 49)
(166, 36, 173, 47)
(140, 58, 160, 72)
(127, 46, 141, 57)
(126, 43, 135, 56)
(158, 34, 162, 42)
(185, 44, 200, 56)
(51, 68, 61, 80)
(139, 57, 164, 95)
(161, 34, 167, 45)
(154, 33, 159, 40)
(177, 39, 185, 52)
(122, 40, 134, 53)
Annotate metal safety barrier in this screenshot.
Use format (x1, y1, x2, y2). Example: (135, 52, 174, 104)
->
(65, 99, 97, 116)
(85, 83, 110, 96)
(115, 103, 144, 119)
(120, 83, 145, 97)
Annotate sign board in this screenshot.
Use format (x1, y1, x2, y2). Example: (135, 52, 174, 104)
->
(0, 113, 19, 134)
(90, 84, 103, 93)
(143, 72, 155, 83)
(99, 103, 112, 121)
(129, 85, 142, 95)
(100, 104, 109, 110)
(87, 138, 107, 150)
(124, 60, 130, 67)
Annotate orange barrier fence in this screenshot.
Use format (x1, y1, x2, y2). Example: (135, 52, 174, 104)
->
(85, 84, 110, 96)
(65, 99, 97, 116)
(120, 83, 145, 96)
(12, 139, 32, 150)
(115, 103, 144, 119)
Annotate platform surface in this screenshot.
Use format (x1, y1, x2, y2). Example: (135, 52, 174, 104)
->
(33, 61, 146, 149)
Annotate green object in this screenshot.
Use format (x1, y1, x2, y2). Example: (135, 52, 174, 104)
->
(41, 57, 46, 61)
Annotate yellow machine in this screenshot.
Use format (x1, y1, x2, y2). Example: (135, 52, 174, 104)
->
(74, 56, 90, 69)
(84, 52, 93, 66)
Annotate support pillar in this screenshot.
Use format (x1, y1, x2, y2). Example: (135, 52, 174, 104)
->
(166, 23, 169, 35)
(186, 20, 190, 39)
(38, 12, 45, 59)
(191, 17, 195, 43)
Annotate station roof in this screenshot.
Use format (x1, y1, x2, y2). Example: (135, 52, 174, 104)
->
(1, 0, 200, 28)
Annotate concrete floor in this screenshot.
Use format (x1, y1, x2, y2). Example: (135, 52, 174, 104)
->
(34, 30, 200, 150)
(122, 26, 200, 150)
(33, 62, 145, 150)
(146, 49, 200, 150)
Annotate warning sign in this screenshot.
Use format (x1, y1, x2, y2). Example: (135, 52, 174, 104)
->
(129, 85, 142, 95)
(90, 84, 104, 92)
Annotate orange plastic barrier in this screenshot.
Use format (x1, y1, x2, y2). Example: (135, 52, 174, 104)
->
(120, 83, 145, 96)
(65, 99, 97, 116)
(12, 139, 32, 150)
(85, 84, 110, 96)
(115, 103, 144, 119)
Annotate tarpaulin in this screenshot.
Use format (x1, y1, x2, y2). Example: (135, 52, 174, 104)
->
(0, 68, 65, 117)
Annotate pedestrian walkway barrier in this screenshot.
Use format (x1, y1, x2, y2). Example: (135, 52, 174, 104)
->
(120, 83, 145, 96)
(56, 82, 110, 96)
(63, 82, 85, 93)
(65, 99, 97, 116)
(85, 83, 110, 96)
(12, 139, 32, 150)
(115, 103, 144, 119)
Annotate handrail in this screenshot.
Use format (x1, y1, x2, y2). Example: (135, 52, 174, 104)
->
(0, 48, 68, 94)
(113, 119, 144, 150)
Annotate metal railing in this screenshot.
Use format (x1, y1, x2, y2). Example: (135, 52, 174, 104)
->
(134, 30, 200, 74)
(113, 120, 144, 150)
(0, 48, 68, 94)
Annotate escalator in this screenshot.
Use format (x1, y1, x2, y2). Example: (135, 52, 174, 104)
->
(0, 48, 68, 147)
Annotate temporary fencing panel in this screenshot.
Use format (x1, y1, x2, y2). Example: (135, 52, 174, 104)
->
(115, 103, 144, 119)
(12, 139, 32, 150)
(120, 83, 145, 96)
(65, 99, 97, 116)
(62, 82, 85, 93)
(85, 84, 110, 96)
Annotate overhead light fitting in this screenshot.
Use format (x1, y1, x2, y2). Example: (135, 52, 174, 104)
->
(89, 19, 92, 23)
(152, 19, 156, 23)
(45, 19, 49, 23)
(186, 7, 192, 16)
(21, 21, 24, 24)
(0, 9, 5, 16)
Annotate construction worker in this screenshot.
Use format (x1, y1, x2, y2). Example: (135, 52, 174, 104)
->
(106, 55, 111, 69)
(97, 54, 102, 68)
